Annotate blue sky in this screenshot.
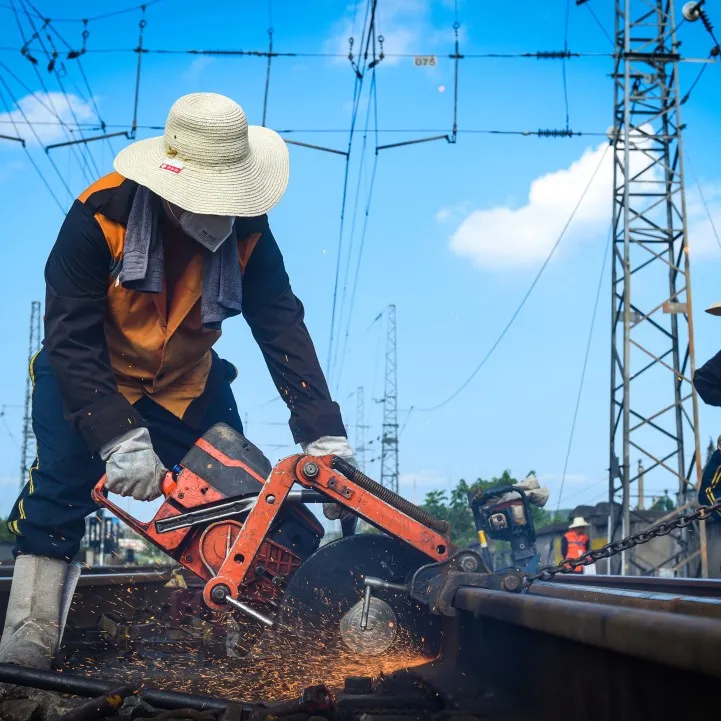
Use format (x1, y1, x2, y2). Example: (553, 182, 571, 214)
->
(1, 0, 720, 525)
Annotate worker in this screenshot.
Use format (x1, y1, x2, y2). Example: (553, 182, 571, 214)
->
(561, 517, 590, 572)
(0, 93, 356, 670)
(692, 301, 721, 513)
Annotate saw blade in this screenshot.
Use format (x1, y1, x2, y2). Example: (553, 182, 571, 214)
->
(263, 533, 441, 658)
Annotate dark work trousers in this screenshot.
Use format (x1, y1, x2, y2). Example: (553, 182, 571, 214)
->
(8, 349, 243, 560)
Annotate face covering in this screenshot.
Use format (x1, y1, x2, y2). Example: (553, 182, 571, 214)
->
(167, 201, 235, 252)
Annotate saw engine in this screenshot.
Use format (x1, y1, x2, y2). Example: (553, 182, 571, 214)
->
(93, 424, 323, 610)
(93, 423, 519, 658)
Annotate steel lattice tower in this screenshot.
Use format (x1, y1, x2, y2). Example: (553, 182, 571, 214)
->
(380, 305, 399, 493)
(355, 386, 367, 472)
(20, 301, 42, 492)
(608, 0, 705, 576)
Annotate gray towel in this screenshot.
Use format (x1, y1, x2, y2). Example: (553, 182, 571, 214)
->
(121, 186, 243, 329)
(120, 185, 164, 293)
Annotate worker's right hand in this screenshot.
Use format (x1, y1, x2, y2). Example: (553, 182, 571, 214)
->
(99, 427, 167, 502)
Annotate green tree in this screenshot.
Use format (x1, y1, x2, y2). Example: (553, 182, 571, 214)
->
(650, 491, 675, 512)
(422, 472, 569, 547)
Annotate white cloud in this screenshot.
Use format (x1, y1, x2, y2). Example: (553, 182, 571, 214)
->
(0, 92, 97, 146)
(444, 133, 721, 270)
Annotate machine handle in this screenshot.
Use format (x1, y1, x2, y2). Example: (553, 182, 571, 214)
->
(470, 485, 523, 509)
(91, 471, 178, 535)
(92, 471, 177, 501)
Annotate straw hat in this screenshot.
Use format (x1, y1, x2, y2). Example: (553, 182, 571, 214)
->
(569, 516, 589, 530)
(706, 302, 721, 316)
(114, 93, 289, 217)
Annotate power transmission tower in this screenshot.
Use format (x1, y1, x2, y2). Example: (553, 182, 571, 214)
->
(355, 386, 367, 472)
(20, 301, 42, 492)
(380, 305, 399, 493)
(608, 0, 706, 576)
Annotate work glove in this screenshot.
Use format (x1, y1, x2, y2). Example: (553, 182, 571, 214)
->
(99, 427, 167, 502)
(302, 436, 358, 521)
(499, 474, 550, 508)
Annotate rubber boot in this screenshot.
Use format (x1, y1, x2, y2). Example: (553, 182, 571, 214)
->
(0, 555, 69, 668)
(0, 556, 80, 719)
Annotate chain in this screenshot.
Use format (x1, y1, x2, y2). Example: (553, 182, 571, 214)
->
(524, 499, 721, 586)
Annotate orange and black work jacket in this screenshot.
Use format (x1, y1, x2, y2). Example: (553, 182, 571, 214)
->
(561, 530, 590, 573)
(44, 172, 346, 454)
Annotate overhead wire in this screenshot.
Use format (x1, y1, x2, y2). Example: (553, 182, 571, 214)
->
(583, 2, 614, 47)
(9, 0, 96, 183)
(554, 227, 611, 516)
(333, 70, 381, 391)
(562, 0, 571, 130)
(0, 72, 71, 206)
(27, 2, 118, 157)
(685, 152, 721, 254)
(0, 0, 166, 23)
(415, 142, 612, 413)
(326, 0, 377, 379)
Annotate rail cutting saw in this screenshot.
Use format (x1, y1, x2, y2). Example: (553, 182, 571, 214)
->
(93, 423, 529, 657)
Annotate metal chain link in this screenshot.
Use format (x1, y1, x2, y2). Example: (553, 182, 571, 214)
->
(524, 499, 721, 586)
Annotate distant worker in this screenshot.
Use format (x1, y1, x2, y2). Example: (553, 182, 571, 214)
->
(0, 93, 356, 671)
(561, 517, 590, 573)
(692, 301, 721, 512)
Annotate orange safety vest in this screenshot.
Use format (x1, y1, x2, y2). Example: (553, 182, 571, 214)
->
(79, 172, 261, 420)
(563, 530, 589, 573)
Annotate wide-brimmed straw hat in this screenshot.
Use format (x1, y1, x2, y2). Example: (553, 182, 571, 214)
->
(569, 516, 589, 529)
(706, 302, 721, 316)
(114, 93, 289, 217)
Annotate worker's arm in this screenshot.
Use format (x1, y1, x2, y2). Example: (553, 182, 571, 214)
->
(241, 217, 346, 444)
(44, 200, 144, 454)
(694, 350, 721, 406)
(561, 537, 568, 557)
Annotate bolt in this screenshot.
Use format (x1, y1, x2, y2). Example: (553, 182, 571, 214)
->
(459, 553, 479, 573)
(184, 554, 193, 562)
(501, 575, 522, 593)
(303, 462, 319, 479)
(210, 584, 230, 604)
(266, 494, 276, 504)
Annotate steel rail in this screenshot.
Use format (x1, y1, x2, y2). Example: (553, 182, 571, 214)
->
(531, 580, 721, 618)
(454, 584, 721, 678)
(546, 573, 721, 597)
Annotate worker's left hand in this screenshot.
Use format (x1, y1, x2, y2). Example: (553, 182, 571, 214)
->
(502, 475, 550, 508)
(302, 436, 358, 520)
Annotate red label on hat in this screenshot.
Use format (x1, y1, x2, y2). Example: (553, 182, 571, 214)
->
(160, 161, 183, 174)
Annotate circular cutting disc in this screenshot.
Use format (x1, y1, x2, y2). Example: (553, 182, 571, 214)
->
(267, 533, 441, 657)
(340, 597, 397, 655)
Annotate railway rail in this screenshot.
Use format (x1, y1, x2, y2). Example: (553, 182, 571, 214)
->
(0, 565, 718, 720)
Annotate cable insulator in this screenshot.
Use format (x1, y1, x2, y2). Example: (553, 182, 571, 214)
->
(536, 50, 573, 59)
(536, 128, 576, 138)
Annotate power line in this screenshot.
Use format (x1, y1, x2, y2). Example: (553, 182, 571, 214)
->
(326, 0, 378, 378)
(334, 70, 381, 390)
(0, 75, 68, 208)
(8, 0, 97, 183)
(0, 46, 613, 59)
(562, 0, 571, 131)
(554, 228, 611, 517)
(0, 0, 166, 23)
(415, 142, 611, 413)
